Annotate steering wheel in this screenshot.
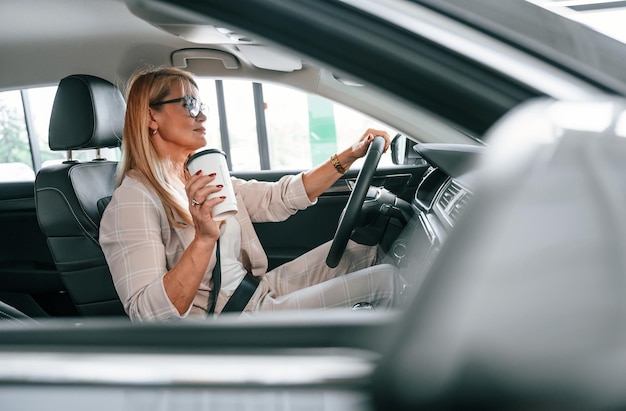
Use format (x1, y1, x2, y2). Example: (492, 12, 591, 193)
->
(326, 136, 386, 268)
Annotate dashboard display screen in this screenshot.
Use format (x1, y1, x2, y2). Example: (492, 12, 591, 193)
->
(415, 166, 448, 210)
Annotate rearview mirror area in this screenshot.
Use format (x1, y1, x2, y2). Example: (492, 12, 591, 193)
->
(391, 134, 419, 165)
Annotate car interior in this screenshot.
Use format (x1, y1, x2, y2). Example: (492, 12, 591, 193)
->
(2, 0, 626, 409)
(0, 0, 586, 319)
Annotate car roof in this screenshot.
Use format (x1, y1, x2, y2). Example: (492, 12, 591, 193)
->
(421, 0, 626, 95)
(0, 0, 621, 139)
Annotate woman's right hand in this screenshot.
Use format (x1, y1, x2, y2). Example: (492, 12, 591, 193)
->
(185, 170, 226, 242)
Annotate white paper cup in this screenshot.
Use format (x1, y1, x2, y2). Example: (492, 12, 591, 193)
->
(186, 149, 238, 221)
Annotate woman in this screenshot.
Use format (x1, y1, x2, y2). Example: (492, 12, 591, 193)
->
(99, 66, 395, 321)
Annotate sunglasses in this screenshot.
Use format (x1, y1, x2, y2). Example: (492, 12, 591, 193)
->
(151, 95, 207, 118)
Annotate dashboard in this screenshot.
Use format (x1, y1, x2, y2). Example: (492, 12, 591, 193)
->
(388, 143, 484, 303)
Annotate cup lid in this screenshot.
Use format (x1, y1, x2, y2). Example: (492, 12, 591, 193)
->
(185, 148, 227, 169)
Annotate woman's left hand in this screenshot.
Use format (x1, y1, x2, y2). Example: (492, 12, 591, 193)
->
(350, 128, 391, 161)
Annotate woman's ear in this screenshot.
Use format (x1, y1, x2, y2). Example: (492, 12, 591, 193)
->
(148, 108, 158, 131)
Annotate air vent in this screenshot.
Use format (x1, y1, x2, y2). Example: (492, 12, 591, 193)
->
(438, 181, 460, 210)
(439, 181, 472, 224)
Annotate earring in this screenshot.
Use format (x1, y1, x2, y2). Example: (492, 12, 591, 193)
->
(152, 129, 158, 135)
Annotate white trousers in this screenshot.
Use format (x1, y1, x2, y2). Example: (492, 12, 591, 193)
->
(245, 240, 396, 312)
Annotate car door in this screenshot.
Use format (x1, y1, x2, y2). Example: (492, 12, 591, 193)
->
(0, 180, 74, 316)
(0, 87, 77, 317)
(234, 163, 424, 270)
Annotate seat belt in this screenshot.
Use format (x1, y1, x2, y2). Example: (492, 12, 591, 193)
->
(208, 239, 260, 315)
(208, 239, 221, 314)
(222, 271, 260, 313)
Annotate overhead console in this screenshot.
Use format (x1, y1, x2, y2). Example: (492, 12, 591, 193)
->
(126, 1, 304, 72)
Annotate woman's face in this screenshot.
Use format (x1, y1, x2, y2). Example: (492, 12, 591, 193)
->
(149, 81, 208, 162)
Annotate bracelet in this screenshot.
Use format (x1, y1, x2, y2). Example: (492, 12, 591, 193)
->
(330, 153, 347, 174)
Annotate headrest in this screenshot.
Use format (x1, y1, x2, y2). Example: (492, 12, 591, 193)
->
(48, 74, 125, 151)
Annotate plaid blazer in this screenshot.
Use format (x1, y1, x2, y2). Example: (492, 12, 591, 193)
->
(99, 169, 315, 321)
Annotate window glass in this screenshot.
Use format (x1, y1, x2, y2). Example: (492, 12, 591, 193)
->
(333, 103, 395, 168)
(263, 84, 310, 170)
(194, 79, 398, 172)
(1, 80, 398, 182)
(24, 86, 65, 168)
(0, 90, 34, 181)
(264, 83, 396, 170)
(195, 79, 222, 152)
(0, 86, 122, 183)
(222, 81, 260, 171)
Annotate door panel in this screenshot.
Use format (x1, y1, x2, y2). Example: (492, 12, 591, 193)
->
(0, 181, 73, 316)
(233, 165, 424, 270)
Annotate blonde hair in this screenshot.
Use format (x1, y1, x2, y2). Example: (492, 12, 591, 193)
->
(118, 66, 199, 228)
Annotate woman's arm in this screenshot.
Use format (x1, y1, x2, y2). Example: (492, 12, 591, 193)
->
(162, 234, 216, 315)
(163, 171, 226, 315)
(100, 182, 184, 321)
(302, 128, 390, 201)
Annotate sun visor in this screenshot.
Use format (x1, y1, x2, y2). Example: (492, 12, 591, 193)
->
(235, 45, 303, 72)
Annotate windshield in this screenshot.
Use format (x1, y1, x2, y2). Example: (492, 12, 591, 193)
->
(528, 0, 626, 44)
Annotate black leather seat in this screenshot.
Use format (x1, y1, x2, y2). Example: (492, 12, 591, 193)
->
(34, 74, 126, 316)
(0, 300, 36, 324)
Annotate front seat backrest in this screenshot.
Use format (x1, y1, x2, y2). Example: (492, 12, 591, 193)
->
(34, 74, 126, 316)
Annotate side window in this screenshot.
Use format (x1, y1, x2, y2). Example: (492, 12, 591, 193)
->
(2, 80, 394, 181)
(264, 83, 395, 170)
(25, 86, 66, 169)
(263, 85, 310, 170)
(196, 79, 397, 171)
(221, 81, 261, 171)
(0, 86, 119, 183)
(0, 91, 35, 181)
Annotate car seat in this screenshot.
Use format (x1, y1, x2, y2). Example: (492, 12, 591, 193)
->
(34, 74, 126, 316)
(0, 300, 36, 324)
